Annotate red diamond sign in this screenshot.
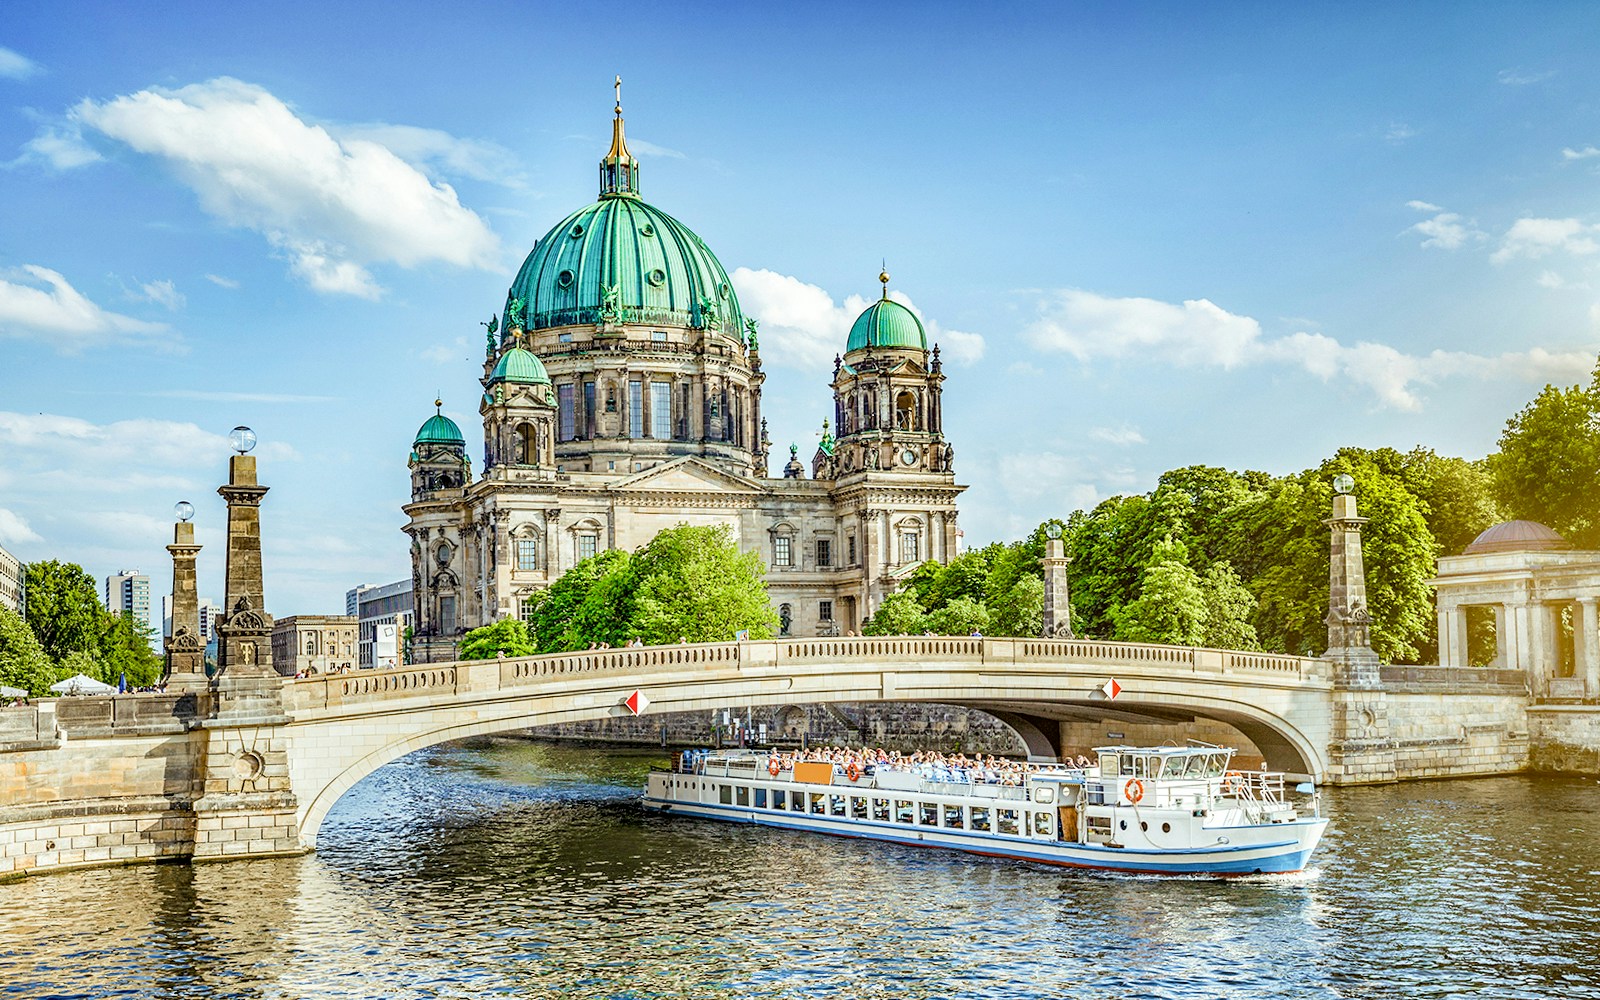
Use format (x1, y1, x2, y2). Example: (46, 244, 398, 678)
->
(624, 689, 650, 716)
(1101, 678, 1122, 700)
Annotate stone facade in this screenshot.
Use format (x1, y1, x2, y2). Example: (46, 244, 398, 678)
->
(403, 109, 964, 662)
(0, 542, 22, 613)
(270, 616, 358, 676)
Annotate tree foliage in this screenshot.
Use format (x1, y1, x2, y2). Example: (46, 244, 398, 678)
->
(861, 592, 927, 636)
(0, 605, 55, 696)
(23, 561, 104, 663)
(459, 618, 536, 659)
(97, 612, 163, 688)
(1489, 374, 1600, 548)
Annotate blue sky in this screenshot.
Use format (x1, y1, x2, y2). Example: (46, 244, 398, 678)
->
(4, 2, 1600, 627)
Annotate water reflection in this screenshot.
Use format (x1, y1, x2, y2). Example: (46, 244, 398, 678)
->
(1, 738, 1597, 999)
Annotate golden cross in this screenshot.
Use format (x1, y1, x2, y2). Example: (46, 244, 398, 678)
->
(614, 75, 622, 113)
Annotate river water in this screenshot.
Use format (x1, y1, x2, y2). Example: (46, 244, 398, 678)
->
(2, 738, 1598, 999)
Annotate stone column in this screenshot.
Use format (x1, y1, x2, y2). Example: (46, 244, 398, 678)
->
(215, 454, 274, 679)
(544, 508, 562, 578)
(1323, 491, 1379, 688)
(1436, 605, 1454, 666)
(164, 517, 207, 690)
(1493, 604, 1511, 668)
(1451, 606, 1470, 667)
(1041, 535, 1073, 639)
(1578, 597, 1600, 700)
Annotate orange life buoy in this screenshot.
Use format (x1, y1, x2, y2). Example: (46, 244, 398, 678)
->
(1223, 770, 1242, 794)
(1124, 778, 1145, 804)
(768, 757, 782, 776)
(846, 762, 862, 782)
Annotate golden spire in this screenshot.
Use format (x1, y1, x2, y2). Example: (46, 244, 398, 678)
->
(607, 74, 631, 160)
(879, 262, 890, 300)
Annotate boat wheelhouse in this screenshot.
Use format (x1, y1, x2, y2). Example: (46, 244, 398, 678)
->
(643, 744, 1328, 876)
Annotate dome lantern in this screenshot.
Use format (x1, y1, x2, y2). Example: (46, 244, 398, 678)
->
(599, 75, 640, 199)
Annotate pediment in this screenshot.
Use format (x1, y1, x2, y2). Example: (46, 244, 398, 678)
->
(608, 457, 768, 496)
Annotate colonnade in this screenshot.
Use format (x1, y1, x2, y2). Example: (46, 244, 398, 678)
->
(1437, 596, 1600, 698)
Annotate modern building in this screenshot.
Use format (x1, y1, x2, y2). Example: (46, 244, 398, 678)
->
(403, 94, 964, 662)
(270, 615, 358, 677)
(0, 544, 22, 614)
(352, 579, 413, 668)
(163, 595, 220, 642)
(106, 569, 152, 633)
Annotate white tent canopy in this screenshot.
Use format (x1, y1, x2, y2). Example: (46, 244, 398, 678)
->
(49, 674, 116, 695)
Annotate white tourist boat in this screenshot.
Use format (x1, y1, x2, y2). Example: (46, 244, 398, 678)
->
(644, 744, 1328, 876)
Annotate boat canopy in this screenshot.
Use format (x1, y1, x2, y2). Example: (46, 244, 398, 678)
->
(1094, 746, 1235, 780)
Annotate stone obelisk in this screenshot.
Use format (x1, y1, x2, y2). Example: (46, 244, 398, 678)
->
(1323, 480, 1396, 783)
(1041, 529, 1074, 639)
(215, 448, 274, 678)
(163, 507, 207, 691)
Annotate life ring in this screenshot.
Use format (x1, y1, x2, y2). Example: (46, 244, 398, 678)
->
(1124, 778, 1144, 804)
(768, 758, 782, 777)
(845, 763, 862, 782)
(1223, 770, 1242, 794)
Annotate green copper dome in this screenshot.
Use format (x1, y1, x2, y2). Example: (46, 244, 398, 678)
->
(845, 296, 927, 353)
(504, 197, 746, 341)
(414, 411, 465, 447)
(489, 347, 551, 385)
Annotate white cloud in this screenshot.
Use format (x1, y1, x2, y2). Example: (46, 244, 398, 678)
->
(1089, 424, 1147, 446)
(0, 46, 38, 80)
(137, 279, 185, 311)
(629, 138, 686, 159)
(1499, 68, 1556, 86)
(149, 390, 335, 404)
(1025, 289, 1262, 367)
(204, 273, 240, 289)
(10, 125, 101, 169)
(419, 337, 470, 365)
(0, 265, 170, 350)
(1024, 288, 1595, 411)
(0, 508, 41, 546)
(1535, 270, 1588, 290)
(1403, 201, 1484, 250)
(1562, 146, 1600, 161)
(732, 268, 985, 369)
(71, 78, 502, 298)
(1386, 122, 1417, 143)
(1491, 217, 1600, 264)
(334, 123, 526, 186)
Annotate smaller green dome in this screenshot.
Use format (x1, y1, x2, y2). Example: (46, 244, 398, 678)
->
(845, 297, 927, 353)
(414, 412, 465, 447)
(489, 347, 551, 385)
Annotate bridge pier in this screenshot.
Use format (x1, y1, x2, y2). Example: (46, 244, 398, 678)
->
(191, 680, 304, 863)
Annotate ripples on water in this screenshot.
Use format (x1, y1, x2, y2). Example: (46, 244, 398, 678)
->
(2, 738, 1599, 999)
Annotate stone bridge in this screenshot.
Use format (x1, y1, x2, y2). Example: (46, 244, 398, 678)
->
(284, 636, 1333, 848)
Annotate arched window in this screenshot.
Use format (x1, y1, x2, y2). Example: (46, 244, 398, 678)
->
(515, 423, 533, 465)
(896, 391, 916, 431)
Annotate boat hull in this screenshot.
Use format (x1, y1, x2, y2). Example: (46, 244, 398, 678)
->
(642, 786, 1327, 877)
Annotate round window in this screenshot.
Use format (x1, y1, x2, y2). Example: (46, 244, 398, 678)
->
(1161, 822, 1171, 834)
(900, 448, 917, 466)
(640, 223, 655, 237)
(557, 269, 575, 288)
(647, 268, 666, 287)
(436, 544, 451, 566)
(570, 223, 584, 238)
(717, 282, 730, 300)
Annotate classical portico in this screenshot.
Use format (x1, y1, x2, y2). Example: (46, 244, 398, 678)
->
(1430, 520, 1600, 701)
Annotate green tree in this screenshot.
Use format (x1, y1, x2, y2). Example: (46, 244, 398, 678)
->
(1111, 536, 1208, 646)
(23, 561, 103, 663)
(0, 605, 55, 696)
(626, 524, 778, 643)
(531, 549, 631, 652)
(1488, 375, 1600, 547)
(1399, 447, 1499, 557)
(924, 550, 992, 611)
(97, 611, 163, 688)
(459, 618, 536, 659)
(861, 591, 927, 636)
(1197, 562, 1258, 650)
(988, 574, 1044, 637)
(925, 595, 991, 636)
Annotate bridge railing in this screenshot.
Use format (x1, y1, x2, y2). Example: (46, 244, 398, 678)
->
(286, 635, 1325, 712)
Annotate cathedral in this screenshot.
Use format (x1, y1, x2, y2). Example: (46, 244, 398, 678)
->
(403, 91, 965, 663)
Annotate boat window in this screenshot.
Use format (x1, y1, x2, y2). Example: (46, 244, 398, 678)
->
(1209, 754, 1228, 778)
(997, 809, 1020, 836)
(810, 793, 826, 815)
(1033, 811, 1052, 837)
(790, 791, 805, 811)
(970, 807, 991, 832)
(736, 786, 749, 807)
(718, 784, 732, 805)
(772, 790, 785, 811)
(831, 795, 846, 817)
(1086, 814, 1112, 841)
(871, 798, 890, 821)
(895, 800, 915, 824)
(1100, 754, 1120, 777)
(850, 797, 868, 819)
(943, 804, 964, 828)
(919, 802, 938, 826)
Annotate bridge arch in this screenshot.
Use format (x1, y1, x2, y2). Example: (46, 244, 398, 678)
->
(286, 638, 1332, 848)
